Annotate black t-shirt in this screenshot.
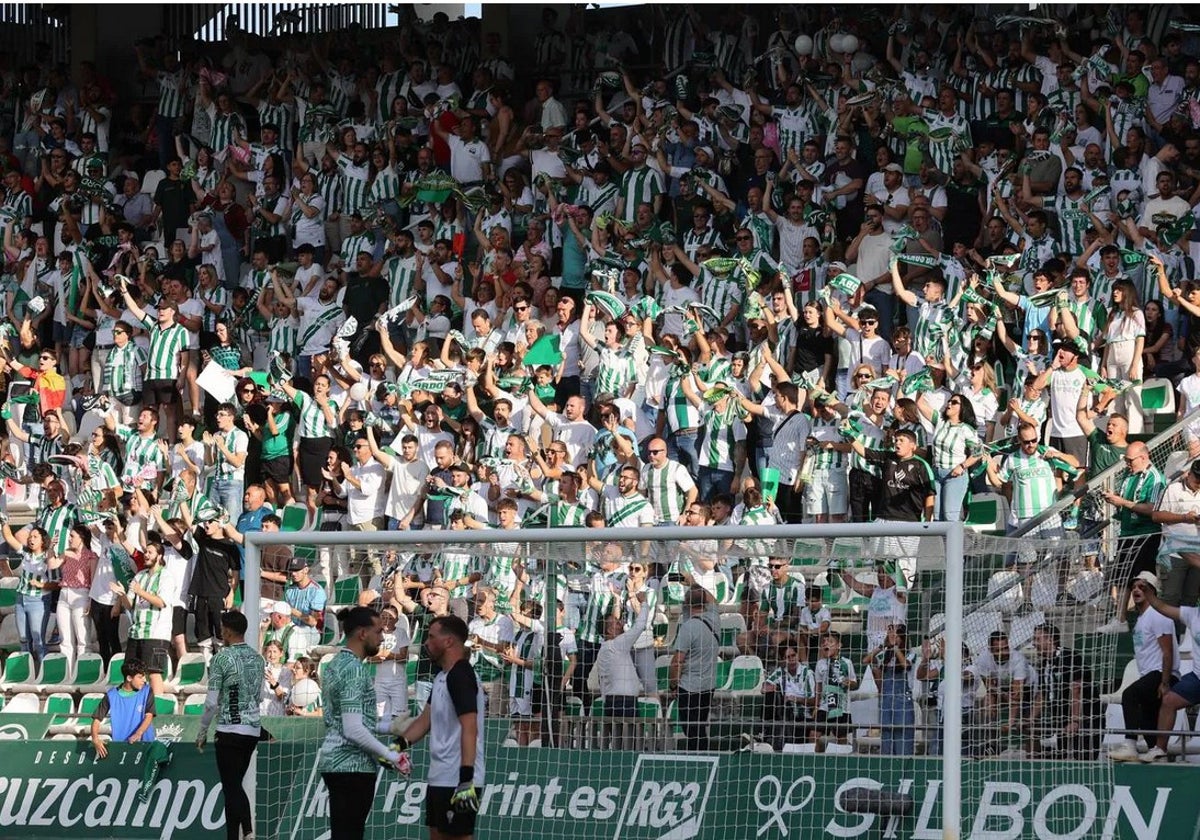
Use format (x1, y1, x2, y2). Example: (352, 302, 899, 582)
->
(342, 273, 388, 328)
(1037, 647, 1098, 720)
(793, 325, 834, 374)
(190, 531, 240, 598)
(864, 450, 935, 522)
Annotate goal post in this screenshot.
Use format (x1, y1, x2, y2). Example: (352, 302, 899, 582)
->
(243, 520, 970, 840)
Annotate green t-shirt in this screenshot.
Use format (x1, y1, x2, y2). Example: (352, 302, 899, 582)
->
(261, 409, 292, 461)
(1087, 427, 1126, 478)
(891, 115, 929, 175)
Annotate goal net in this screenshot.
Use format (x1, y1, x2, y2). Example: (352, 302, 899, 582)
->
(236, 521, 1136, 840)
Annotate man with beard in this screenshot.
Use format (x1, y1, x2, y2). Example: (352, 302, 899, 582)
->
(380, 227, 420, 348)
(318, 607, 410, 837)
(277, 273, 342, 380)
(328, 139, 371, 244)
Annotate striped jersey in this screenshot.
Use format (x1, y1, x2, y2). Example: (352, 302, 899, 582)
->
(14, 551, 49, 598)
(335, 155, 371, 214)
(214, 427, 249, 479)
(101, 342, 146, 399)
(116, 427, 166, 490)
(128, 562, 179, 641)
(759, 577, 804, 626)
(617, 165, 663, 222)
(601, 487, 654, 528)
(36, 503, 77, 555)
(697, 397, 747, 470)
(997, 450, 1058, 521)
(198, 284, 229, 332)
(383, 254, 420, 307)
(930, 415, 982, 471)
(156, 70, 188, 119)
(576, 570, 625, 644)
(139, 314, 189, 380)
(640, 460, 696, 524)
(294, 391, 338, 439)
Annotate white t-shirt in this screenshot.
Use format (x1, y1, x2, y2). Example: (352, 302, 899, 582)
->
(1047, 367, 1087, 438)
(384, 455, 429, 522)
(177, 297, 205, 349)
(1132, 606, 1179, 677)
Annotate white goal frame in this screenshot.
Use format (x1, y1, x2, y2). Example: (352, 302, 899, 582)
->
(245, 520, 967, 840)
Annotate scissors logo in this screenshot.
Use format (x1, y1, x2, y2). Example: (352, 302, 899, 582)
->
(754, 774, 816, 837)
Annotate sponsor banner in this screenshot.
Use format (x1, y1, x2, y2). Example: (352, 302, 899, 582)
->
(0, 735, 1193, 840)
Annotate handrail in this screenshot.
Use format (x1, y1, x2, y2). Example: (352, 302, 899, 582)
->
(1007, 403, 1200, 538)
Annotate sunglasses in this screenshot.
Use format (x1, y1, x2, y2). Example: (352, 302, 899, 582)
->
(860, 319, 877, 325)
(769, 563, 787, 569)
(1020, 439, 1039, 446)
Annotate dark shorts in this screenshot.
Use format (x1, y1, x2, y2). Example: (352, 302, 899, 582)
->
(1050, 435, 1088, 471)
(172, 605, 188, 637)
(814, 709, 853, 739)
(426, 785, 482, 837)
(125, 638, 172, 676)
(1173, 672, 1200, 706)
(144, 378, 180, 405)
(261, 455, 294, 484)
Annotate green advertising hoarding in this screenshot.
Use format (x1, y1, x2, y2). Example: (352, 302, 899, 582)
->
(0, 720, 1187, 840)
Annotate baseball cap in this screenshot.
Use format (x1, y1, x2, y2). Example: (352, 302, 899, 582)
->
(272, 602, 292, 617)
(287, 557, 308, 573)
(883, 163, 904, 174)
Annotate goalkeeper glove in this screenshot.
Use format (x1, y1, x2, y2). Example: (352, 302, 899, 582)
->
(451, 782, 480, 813)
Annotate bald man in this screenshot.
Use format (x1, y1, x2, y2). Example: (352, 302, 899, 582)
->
(1099, 441, 1167, 633)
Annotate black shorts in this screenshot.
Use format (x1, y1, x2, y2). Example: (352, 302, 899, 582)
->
(813, 709, 853, 738)
(1050, 435, 1088, 471)
(125, 638, 172, 676)
(144, 378, 180, 405)
(426, 785, 482, 837)
(261, 455, 294, 485)
(172, 605, 188, 638)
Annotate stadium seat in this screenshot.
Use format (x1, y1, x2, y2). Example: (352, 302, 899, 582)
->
(34, 652, 76, 694)
(655, 654, 672, 694)
(170, 653, 208, 695)
(591, 697, 605, 717)
(1008, 611, 1045, 650)
(564, 696, 584, 717)
(719, 613, 746, 658)
(44, 692, 75, 720)
(965, 493, 1008, 534)
(70, 653, 107, 692)
(0, 578, 17, 615)
(963, 611, 1003, 660)
(715, 655, 764, 703)
(79, 692, 106, 717)
(2, 692, 40, 714)
(0, 651, 35, 692)
(636, 697, 662, 718)
(713, 659, 733, 695)
(183, 694, 206, 716)
(140, 169, 165, 196)
(105, 653, 126, 687)
(154, 694, 179, 716)
(1140, 379, 1175, 431)
(1101, 659, 1139, 706)
(333, 577, 362, 606)
(317, 652, 337, 681)
(1164, 450, 1193, 482)
(280, 505, 307, 532)
(985, 571, 1024, 615)
(0, 615, 19, 654)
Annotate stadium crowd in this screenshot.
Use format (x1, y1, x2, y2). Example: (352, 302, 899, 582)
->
(4, 4, 1200, 760)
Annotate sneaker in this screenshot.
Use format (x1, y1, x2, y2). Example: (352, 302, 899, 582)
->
(1108, 742, 1141, 762)
(1062, 511, 1079, 531)
(1096, 619, 1129, 634)
(1141, 746, 1169, 763)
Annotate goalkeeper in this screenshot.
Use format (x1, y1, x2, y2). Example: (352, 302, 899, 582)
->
(393, 614, 487, 839)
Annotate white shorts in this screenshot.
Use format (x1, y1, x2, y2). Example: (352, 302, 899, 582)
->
(804, 467, 849, 516)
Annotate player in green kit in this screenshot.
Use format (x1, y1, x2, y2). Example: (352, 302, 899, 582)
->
(196, 611, 267, 840)
(320, 606, 409, 839)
